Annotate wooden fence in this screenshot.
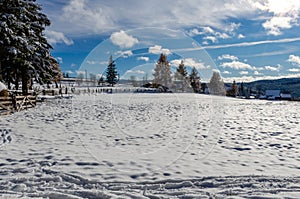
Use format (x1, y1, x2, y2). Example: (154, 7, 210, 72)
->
(0, 95, 36, 116)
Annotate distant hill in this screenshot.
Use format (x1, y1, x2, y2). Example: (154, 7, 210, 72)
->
(230, 78, 300, 97)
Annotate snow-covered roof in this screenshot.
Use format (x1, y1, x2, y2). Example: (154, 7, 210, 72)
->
(280, 93, 292, 98)
(0, 81, 7, 91)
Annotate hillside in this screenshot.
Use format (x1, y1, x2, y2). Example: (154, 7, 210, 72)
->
(235, 78, 300, 97)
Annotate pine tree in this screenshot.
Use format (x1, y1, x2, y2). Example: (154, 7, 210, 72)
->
(227, 80, 238, 97)
(239, 82, 244, 96)
(0, 0, 61, 94)
(105, 55, 119, 87)
(208, 71, 226, 96)
(98, 75, 105, 86)
(175, 60, 188, 78)
(189, 67, 201, 93)
(153, 53, 172, 88)
(174, 60, 189, 91)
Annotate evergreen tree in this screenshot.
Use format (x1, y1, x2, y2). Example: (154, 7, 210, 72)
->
(175, 60, 188, 78)
(239, 81, 244, 96)
(208, 71, 226, 95)
(105, 55, 119, 87)
(189, 67, 201, 93)
(98, 75, 105, 86)
(227, 80, 238, 97)
(0, 0, 61, 94)
(153, 53, 172, 88)
(174, 60, 189, 91)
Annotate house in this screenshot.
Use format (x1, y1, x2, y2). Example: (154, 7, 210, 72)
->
(265, 90, 281, 100)
(280, 91, 292, 100)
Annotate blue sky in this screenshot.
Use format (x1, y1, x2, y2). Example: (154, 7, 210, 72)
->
(37, 0, 300, 82)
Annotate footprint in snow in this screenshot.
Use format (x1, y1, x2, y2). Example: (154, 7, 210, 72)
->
(0, 129, 12, 147)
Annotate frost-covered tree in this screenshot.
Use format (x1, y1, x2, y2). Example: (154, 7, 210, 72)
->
(0, 0, 61, 94)
(89, 73, 96, 86)
(130, 75, 138, 87)
(174, 60, 189, 91)
(105, 55, 119, 87)
(208, 71, 226, 96)
(239, 81, 245, 96)
(153, 53, 172, 88)
(189, 67, 201, 93)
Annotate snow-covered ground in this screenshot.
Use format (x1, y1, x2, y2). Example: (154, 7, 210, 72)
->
(0, 93, 299, 198)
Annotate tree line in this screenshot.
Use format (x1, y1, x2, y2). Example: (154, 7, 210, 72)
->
(104, 53, 226, 95)
(152, 53, 225, 94)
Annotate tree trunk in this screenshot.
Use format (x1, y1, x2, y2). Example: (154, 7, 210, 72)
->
(15, 75, 19, 90)
(0, 61, 2, 81)
(22, 75, 28, 95)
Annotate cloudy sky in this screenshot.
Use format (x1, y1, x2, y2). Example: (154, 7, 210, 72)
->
(38, 0, 300, 82)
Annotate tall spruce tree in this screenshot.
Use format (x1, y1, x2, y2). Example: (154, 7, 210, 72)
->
(174, 60, 189, 92)
(0, 0, 61, 94)
(189, 67, 201, 93)
(105, 55, 119, 87)
(227, 80, 238, 97)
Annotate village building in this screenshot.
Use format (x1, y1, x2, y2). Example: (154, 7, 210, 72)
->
(265, 90, 281, 100)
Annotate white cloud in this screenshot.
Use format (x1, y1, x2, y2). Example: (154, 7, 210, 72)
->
(188, 28, 203, 36)
(217, 32, 230, 39)
(149, 45, 171, 55)
(240, 71, 249, 75)
(44, 0, 261, 37)
(59, 0, 114, 35)
(126, 70, 145, 75)
(86, 60, 98, 65)
(44, 0, 300, 39)
(264, 65, 279, 71)
(110, 31, 138, 48)
(262, 16, 293, 36)
(64, 70, 75, 75)
(238, 34, 245, 39)
(221, 60, 255, 70)
(203, 26, 215, 34)
(171, 58, 208, 70)
(189, 24, 238, 43)
(223, 71, 231, 74)
(254, 71, 263, 75)
(56, 57, 63, 64)
(204, 36, 217, 43)
(137, 56, 150, 62)
(116, 50, 133, 58)
(255, 0, 300, 35)
(287, 54, 300, 66)
(202, 41, 209, 45)
(218, 54, 238, 61)
(45, 30, 74, 45)
(288, 68, 300, 72)
(225, 22, 241, 33)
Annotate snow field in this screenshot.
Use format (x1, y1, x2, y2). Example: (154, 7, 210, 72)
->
(0, 93, 299, 198)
